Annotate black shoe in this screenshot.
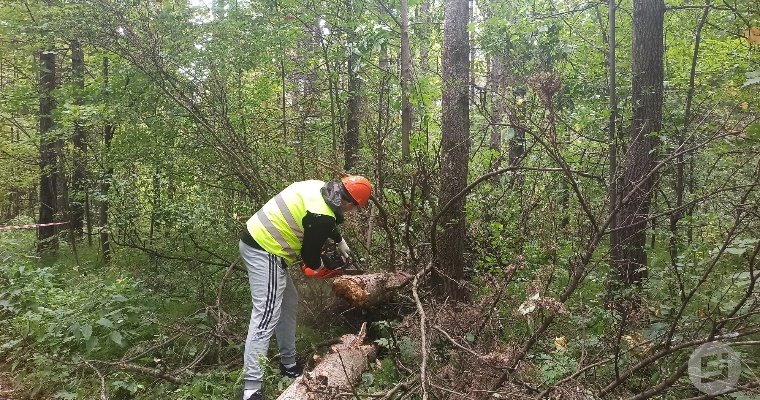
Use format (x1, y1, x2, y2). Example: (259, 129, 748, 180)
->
(243, 390, 263, 400)
(279, 362, 303, 378)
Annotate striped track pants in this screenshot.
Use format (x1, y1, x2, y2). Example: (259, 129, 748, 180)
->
(239, 240, 298, 391)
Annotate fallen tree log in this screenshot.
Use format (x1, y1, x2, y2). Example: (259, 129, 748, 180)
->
(276, 323, 376, 400)
(332, 272, 412, 307)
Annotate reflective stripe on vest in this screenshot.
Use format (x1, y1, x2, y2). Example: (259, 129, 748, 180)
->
(246, 180, 336, 263)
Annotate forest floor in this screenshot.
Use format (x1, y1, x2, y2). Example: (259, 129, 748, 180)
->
(0, 364, 20, 400)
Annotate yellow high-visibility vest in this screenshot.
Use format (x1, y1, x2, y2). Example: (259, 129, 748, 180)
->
(246, 180, 335, 263)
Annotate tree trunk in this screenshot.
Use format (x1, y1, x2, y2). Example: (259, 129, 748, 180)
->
(333, 272, 413, 307)
(344, 37, 361, 171)
(37, 50, 58, 253)
(418, 0, 431, 69)
(100, 57, 113, 264)
(150, 170, 160, 243)
(370, 43, 392, 253)
(508, 88, 526, 165)
(318, 23, 339, 156)
(469, 0, 475, 100)
(435, 0, 470, 299)
(70, 40, 86, 240)
(489, 55, 504, 155)
(607, 0, 619, 270)
(670, 6, 709, 269)
(400, 0, 412, 162)
(612, 0, 664, 285)
(276, 323, 376, 400)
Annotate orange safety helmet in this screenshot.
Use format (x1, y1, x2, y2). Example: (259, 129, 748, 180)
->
(341, 175, 372, 207)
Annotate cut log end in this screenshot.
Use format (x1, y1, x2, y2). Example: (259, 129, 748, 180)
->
(332, 276, 369, 305)
(332, 272, 413, 307)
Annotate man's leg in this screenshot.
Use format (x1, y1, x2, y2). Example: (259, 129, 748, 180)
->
(275, 270, 298, 368)
(240, 241, 288, 393)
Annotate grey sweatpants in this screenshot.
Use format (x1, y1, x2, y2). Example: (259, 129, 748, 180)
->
(239, 240, 298, 391)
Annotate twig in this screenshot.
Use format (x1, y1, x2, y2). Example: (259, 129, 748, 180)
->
(685, 381, 760, 400)
(377, 374, 420, 400)
(120, 332, 184, 363)
(216, 257, 240, 307)
(534, 359, 609, 398)
(82, 360, 109, 400)
(91, 360, 185, 384)
(433, 325, 484, 359)
(336, 351, 360, 399)
(412, 271, 429, 400)
(600, 328, 760, 396)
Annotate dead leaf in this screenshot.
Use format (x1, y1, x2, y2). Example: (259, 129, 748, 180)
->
(744, 27, 760, 45)
(554, 336, 568, 351)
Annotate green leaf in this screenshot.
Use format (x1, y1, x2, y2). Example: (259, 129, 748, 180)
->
(53, 390, 78, 400)
(85, 336, 98, 352)
(643, 322, 668, 340)
(110, 331, 124, 346)
(465, 332, 475, 343)
(96, 317, 113, 328)
(361, 372, 374, 386)
(744, 70, 760, 86)
(747, 123, 760, 140)
(80, 324, 92, 341)
(725, 247, 746, 255)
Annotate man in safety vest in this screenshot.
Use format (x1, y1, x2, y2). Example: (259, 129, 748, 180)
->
(239, 175, 372, 400)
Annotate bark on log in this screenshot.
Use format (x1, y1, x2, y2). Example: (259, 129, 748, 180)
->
(332, 272, 412, 307)
(276, 323, 376, 400)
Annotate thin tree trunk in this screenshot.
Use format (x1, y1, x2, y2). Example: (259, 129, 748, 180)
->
(85, 191, 93, 247)
(71, 40, 86, 240)
(280, 55, 287, 139)
(607, 0, 619, 266)
(150, 170, 160, 243)
(371, 44, 391, 251)
(508, 88, 526, 165)
(319, 26, 338, 156)
(670, 5, 709, 265)
(489, 56, 504, 155)
(100, 57, 113, 263)
(612, 0, 665, 285)
(486, 1, 505, 162)
(297, 20, 320, 179)
(400, 0, 412, 162)
(469, 0, 475, 100)
(435, 0, 470, 299)
(37, 50, 58, 253)
(419, 0, 431, 69)
(344, 14, 361, 172)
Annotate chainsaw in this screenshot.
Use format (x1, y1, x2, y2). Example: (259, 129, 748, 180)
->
(321, 243, 365, 275)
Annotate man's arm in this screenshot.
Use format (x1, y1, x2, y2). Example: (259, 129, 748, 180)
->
(301, 212, 342, 269)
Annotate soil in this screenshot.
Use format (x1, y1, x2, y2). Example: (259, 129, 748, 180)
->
(0, 369, 20, 400)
